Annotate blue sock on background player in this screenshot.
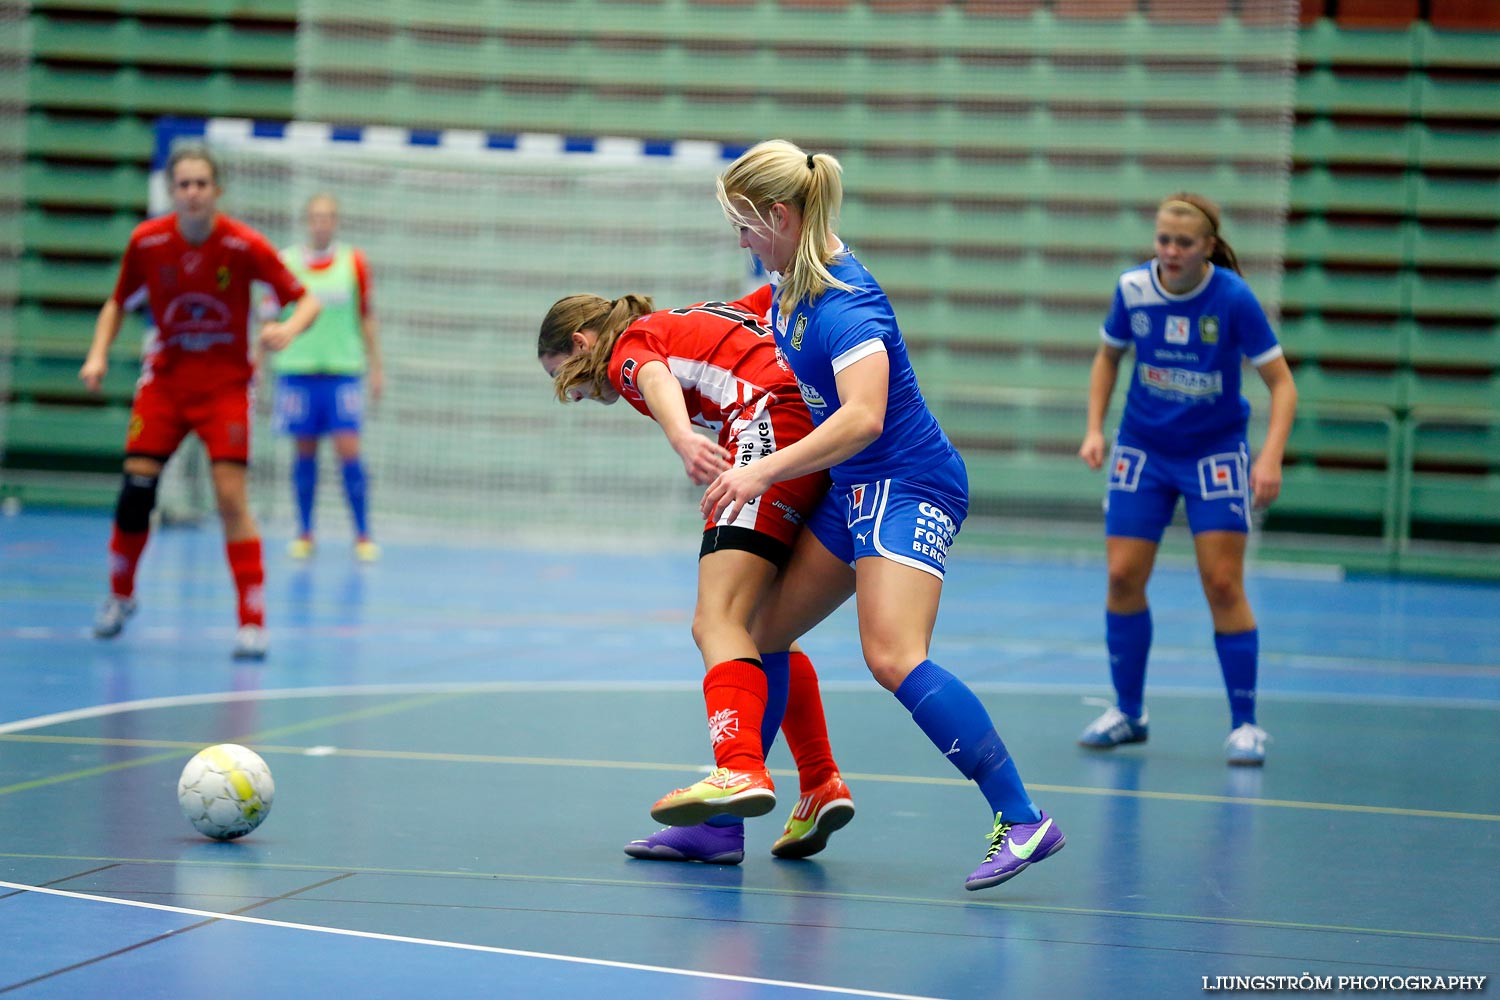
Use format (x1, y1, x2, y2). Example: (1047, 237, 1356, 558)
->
(706, 651, 789, 829)
(1215, 628, 1258, 727)
(293, 453, 317, 537)
(895, 659, 1041, 823)
(1107, 608, 1152, 719)
(341, 458, 370, 538)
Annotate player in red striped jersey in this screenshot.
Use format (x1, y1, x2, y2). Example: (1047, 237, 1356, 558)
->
(539, 286, 855, 864)
(79, 145, 322, 660)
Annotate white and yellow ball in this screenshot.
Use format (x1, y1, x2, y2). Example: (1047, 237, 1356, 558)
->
(177, 743, 275, 840)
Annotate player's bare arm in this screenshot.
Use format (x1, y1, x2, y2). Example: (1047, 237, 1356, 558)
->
(259, 292, 322, 352)
(79, 298, 125, 393)
(1079, 343, 1125, 471)
(701, 350, 887, 522)
(1250, 354, 1297, 507)
(363, 314, 384, 401)
(634, 359, 731, 485)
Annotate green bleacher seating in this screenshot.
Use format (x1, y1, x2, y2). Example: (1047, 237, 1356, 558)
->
(30, 16, 293, 71)
(23, 161, 149, 210)
(22, 208, 140, 257)
(26, 111, 156, 162)
(1296, 66, 1418, 115)
(1289, 166, 1412, 215)
(28, 64, 293, 118)
(1413, 174, 1500, 222)
(1, 400, 128, 459)
(1284, 216, 1407, 266)
(1409, 273, 1500, 320)
(1405, 321, 1500, 367)
(1291, 118, 1414, 167)
(1279, 315, 1409, 364)
(18, 257, 119, 305)
(1282, 264, 1410, 314)
(1415, 123, 1500, 170)
(1290, 360, 1410, 409)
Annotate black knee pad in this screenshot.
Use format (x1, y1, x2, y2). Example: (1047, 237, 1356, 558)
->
(115, 473, 159, 533)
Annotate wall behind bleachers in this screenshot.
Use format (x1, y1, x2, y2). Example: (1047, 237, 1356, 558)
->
(4, 0, 1498, 576)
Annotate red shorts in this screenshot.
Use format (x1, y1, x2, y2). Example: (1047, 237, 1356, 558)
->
(706, 397, 828, 549)
(126, 374, 253, 464)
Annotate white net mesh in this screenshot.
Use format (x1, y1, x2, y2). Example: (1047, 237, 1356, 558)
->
(288, 0, 1299, 535)
(155, 128, 752, 544)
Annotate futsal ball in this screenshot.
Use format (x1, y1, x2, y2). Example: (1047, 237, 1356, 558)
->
(177, 743, 275, 840)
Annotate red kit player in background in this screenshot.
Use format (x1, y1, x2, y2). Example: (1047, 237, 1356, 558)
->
(79, 145, 322, 660)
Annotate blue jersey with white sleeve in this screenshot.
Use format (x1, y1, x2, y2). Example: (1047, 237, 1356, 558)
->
(771, 250, 953, 486)
(1102, 262, 1281, 453)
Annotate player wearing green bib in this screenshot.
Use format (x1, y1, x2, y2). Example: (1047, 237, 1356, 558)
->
(270, 193, 383, 561)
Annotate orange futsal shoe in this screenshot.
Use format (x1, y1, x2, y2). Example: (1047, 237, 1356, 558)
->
(771, 773, 855, 859)
(650, 767, 776, 827)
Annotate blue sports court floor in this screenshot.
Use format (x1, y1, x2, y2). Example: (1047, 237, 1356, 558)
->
(1, 509, 1496, 998)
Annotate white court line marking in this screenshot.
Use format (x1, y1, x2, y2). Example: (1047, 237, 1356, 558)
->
(1, 677, 1495, 738)
(0, 881, 940, 1000)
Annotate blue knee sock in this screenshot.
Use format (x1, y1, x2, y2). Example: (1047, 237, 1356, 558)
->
(708, 653, 789, 829)
(292, 454, 317, 537)
(1215, 628, 1258, 728)
(1106, 608, 1152, 719)
(894, 659, 1040, 823)
(341, 458, 370, 538)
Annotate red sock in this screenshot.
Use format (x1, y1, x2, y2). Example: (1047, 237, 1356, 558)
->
(225, 538, 265, 627)
(783, 651, 839, 793)
(702, 659, 768, 772)
(108, 526, 150, 598)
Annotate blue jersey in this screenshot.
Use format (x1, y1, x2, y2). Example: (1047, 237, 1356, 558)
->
(1102, 262, 1281, 454)
(771, 250, 954, 486)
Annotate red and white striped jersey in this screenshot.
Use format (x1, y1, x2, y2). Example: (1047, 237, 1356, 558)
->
(608, 285, 796, 433)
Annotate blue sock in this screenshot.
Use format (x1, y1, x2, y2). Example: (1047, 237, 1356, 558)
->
(292, 454, 317, 537)
(1106, 608, 1152, 719)
(341, 458, 370, 538)
(1215, 628, 1258, 728)
(894, 659, 1041, 823)
(707, 653, 789, 829)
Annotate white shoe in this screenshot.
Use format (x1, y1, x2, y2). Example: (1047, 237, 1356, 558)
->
(93, 596, 137, 638)
(1078, 706, 1149, 749)
(1225, 723, 1269, 766)
(232, 624, 269, 661)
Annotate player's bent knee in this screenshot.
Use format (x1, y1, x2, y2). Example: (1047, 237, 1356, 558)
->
(115, 472, 159, 532)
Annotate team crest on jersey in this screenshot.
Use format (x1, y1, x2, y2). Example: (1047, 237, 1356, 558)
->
(618, 358, 643, 402)
(1108, 446, 1147, 492)
(1198, 452, 1246, 500)
(847, 482, 880, 526)
(127, 414, 144, 443)
(790, 315, 807, 351)
(216, 265, 232, 291)
(1201, 315, 1220, 343)
(1164, 316, 1190, 345)
(1130, 311, 1151, 338)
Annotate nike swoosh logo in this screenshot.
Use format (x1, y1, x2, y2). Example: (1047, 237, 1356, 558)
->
(1010, 819, 1053, 860)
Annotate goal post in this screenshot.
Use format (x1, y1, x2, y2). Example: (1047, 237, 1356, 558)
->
(151, 116, 756, 546)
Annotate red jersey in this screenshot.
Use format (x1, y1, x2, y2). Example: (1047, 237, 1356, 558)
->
(112, 213, 307, 388)
(608, 285, 795, 433)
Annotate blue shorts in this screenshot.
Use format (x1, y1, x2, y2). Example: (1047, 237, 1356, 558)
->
(1104, 429, 1251, 541)
(807, 452, 968, 579)
(274, 374, 364, 438)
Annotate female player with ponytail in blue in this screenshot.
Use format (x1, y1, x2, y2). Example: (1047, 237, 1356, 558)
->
(675, 139, 1064, 892)
(1076, 193, 1297, 766)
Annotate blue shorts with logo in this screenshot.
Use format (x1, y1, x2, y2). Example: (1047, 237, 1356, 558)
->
(1104, 428, 1251, 541)
(274, 374, 364, 438)
(807, 451, 968, 579)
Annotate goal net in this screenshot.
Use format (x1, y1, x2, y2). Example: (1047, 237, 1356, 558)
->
(152, 118, 754, 546)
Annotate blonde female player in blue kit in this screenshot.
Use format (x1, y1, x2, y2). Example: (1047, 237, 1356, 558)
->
(661, 139, 1065, 892)
(1076, 193, 1297, 766)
